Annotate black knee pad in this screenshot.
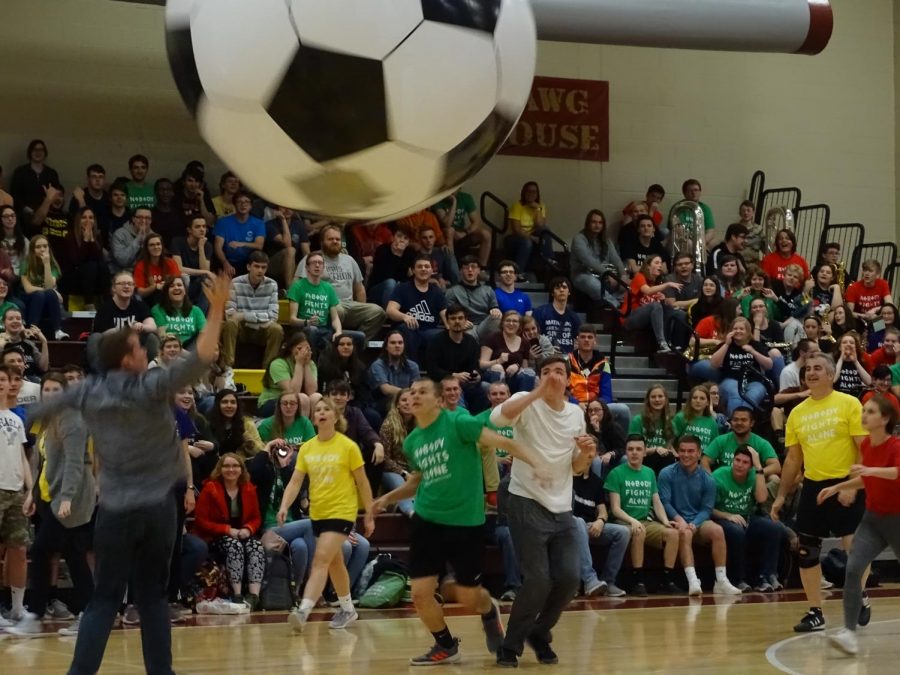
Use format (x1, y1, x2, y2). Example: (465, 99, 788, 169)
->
(797, 533, 822, 569)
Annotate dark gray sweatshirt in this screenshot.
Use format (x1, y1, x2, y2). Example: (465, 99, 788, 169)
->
(42, 408, 95, 528)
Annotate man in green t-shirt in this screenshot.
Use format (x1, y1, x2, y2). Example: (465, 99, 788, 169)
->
(682, 178, 716, 246)
(285, 250, 354, 351)
(371, 378, 548, 666)
(433, 189, 491, 268)
(711, 446, 784, 593)
(702, 406, 781, 478)
(126, 154, 155, 211)
(476, 381, 514, 496)
(606, 434, 679, 596)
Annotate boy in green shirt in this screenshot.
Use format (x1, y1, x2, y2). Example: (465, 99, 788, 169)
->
(701, 406, 781, 479)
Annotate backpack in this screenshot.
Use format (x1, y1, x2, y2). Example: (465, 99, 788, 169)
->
(259, 548, 296, 611)
(358, 570, 408, 609)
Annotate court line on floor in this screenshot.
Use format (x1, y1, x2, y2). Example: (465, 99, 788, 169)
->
(765, 618, 900, 674)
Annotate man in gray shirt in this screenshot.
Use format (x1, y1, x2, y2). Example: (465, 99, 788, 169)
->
(28, 275, 230, 675)
(446, 256, 501, 342)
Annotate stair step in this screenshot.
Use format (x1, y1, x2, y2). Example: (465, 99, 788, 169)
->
(613, 379, 678, 397)
(615, 367, 667, 377)
(614, 356, 653, 368)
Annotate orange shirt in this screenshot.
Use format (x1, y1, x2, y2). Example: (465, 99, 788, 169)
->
(621, 272, 664, 316)
(760, 252, 809, 282)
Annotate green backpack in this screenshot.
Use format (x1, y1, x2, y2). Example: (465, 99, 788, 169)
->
(358, 570, 408, 608)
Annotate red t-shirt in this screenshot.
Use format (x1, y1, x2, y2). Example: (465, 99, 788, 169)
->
(868, 347, 898, 370)
(133, 258, 181, 289)
(845, 279, 891, 313)
(859, 435, 900, 515)
(694, 315, 721, 340)
(622, 272, 664, 315)
(760, 252, 809, 282)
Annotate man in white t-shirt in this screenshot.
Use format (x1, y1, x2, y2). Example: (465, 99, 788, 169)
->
(491, 355, 596, 667)
(2, 348, 39, 407)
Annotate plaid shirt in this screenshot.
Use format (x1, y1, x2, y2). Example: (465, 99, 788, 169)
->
(225, 274, 279, 327)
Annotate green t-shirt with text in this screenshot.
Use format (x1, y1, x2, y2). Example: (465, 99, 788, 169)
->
(435, 191, 477, 232)
(712, 466, 757, 518)
(703, 432, 776, 470)
(257, 415, 315, 446)
(628, 414, 669, 449)
(258, 358, 318, 408)
(127, 181, 156, 211)
(672, 412, 719, 450)
(604, 463, 657, 521)
(403, 408, 485, 526)
(475, 407, 513, 458)
(286, 277, 339, 322)
(151, 304, 206, 345)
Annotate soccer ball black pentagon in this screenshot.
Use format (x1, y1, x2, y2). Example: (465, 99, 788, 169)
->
(165, 0, 536, 221)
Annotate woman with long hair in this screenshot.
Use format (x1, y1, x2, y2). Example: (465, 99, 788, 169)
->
(739, 266, 778, 320)
(175, 385, 218, 486)
(368, 329, 420, 416)
(867, 302, 898, 352)
(571, 208, 626, 306)
(810, 262, 843, 319)
(688, 297, 741, 383)
(133, 232, 180, 306)
(60, 207, 107, 310)
(830, 304, 859, 342)
(479, 310, 535, 393)
(707, 317, 774, 415)
(748, 296, 787, 383)
(194, 453, 265, 608)
(585, 399, 627, 477)
(834, 331, 871, 398)
(690, 276, 723, 329)
(505, 180, 552, 273)
(672, 385, 719, 451)
(279, 397, 376, 633)
(1, 204, 28, 280)
(151, 276, 206, 347)
(622, 254, 680, 353)
(379, 388, 416, 517)
(803, 315, 836, 354)
(207, 390, 264, 459)
(627, 384, 676, 474)
(706, 382, 731, 435)
(761, 228, 810, 282)
(819, 395, 900, 656)
(258, 332, 319, 419)
(19, 234, 66, 339)
(8, 373, 94, 636)
(257, 391, 315, 448)
(318, 333, 378, 427)
(716, 254, 743, 299)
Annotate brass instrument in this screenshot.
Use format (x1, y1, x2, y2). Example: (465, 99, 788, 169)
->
(762, 205, 794, 255)
(667, 199, 706, 275)
(836, 261, 846, 288)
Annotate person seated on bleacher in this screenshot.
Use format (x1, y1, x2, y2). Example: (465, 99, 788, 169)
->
(150, 178, 182, 249)
(446, 256, 501, 341)
(570, 209, 627, 308)
(627, 384, 676, 475)
(368, 329, 420, 417)
(417, 226, 457, 289)
(425, 304, 489, 414)
(703, 317, 774, 415)
(10, 139, 60, 214)
(672, 384, 719, 453)
(109, 207, 151, 275)
(294, 224, 386, 343)
(504, 180, 554, 274)
(622, 184, 666, 231)
(213, 190, 265, 279)
(659, 435, 741, 596)
(29, 183, 69, 255)
(286, 249, 342, 350)
(62, 364, 84, 384)
(0, 307, 49, 382)
(761, 228, 809, 283)
(618, 201, 659, 258)
(264, 205, 310, 289)
(494, 260, 532, 315)
(207, 389, 264, 460)
(707, 224, 748, 276)
(433, 188, 491, 269)
(533, 276, 582, 354)
(210, 170, 238, 217)
(87, 271, 159, 372)
(739, 266, 778, 320)
(701, 406, 782, 478)
(809, 263, 843, 322)
(585, 400, 626, 478)
(773, 263, 811, 345)
(867, 304, 897, 352)
(59, 207, 107, 311)
(18, 235, 67, 340)
(3, 346, 40, 406)
(104, 180, 133, 238)
(710, 445, 783, 592)
(480, 310, 535, 395)
(716, 255, 744, 299)
(325, 379, 385, 495)
(520, 314, 554, 361)
(440, 375, 466, 414)
(846, 259, 894, 326)
(869, 326, 899, 369)
(257, 332, 319, 419)
(171, 216, 214, 311)
(606, 434, 680, 596)
(802, 316, 835, 355)
(396, 207, 446, 249)
(148, 335, 184, 370)
(567, 324, 630, 430)
(221, 250, 283, 370)
(378, 388, 416, 517)
(173, 164, 216, 232)
(681, 179, 717, 246)
(621, 255, 677, 354)
(318, 333, 380, 430)
(862, 366, 900, 414)
(133, 233, 181, 307)
(367, 227, 415, 308)
(736, 201, 764, 266)
(346, 221, 393, 282)
(689, 276, 722, 330)
(151, 277, 206, 348)
(834, 332, 871, 399)
(0, 278, 22, 321)
(257, 391, 315, 449)
(193, 343, 235, 417)
(664, 253, 703, 316)
(386, 253, 447, 362)
(1, 205, 28, 286)
(620, 214, 668, 277)
(174, 385, 218, 487)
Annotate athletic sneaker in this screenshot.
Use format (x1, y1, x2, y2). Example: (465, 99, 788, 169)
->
(631, 582, 648, 597)
(328, 609, 358, 630)
(829, 628, 859, 655)
(409, 638, 461, 666)
(5, 612, 43, 638)
(288, 607, 310, 634)
(58, 614, 82, 636)
(735, 581, 752, 593)
(767, 574, 784, 591)
(859, 594, 872, 627)
(821, 578, 834, 590)
(44, 599, 75, 621)
(481, 599, 505, 653)
(584, 580, 606, 597)
(500, 588, 517, 602)
(657, 342, 672, 353)
(688, 580, 703, 596)
(794, 608, 826, 633)
(0, 614, 14, 629)
(6, 607, 27, 622)
(122, 605, 140, 626)
(496, 646, 519, 668)
(754, 579, 775, 593)
(660, 581, 681, 595)
(526, 635, 558, 665)
(713, 580, 742, 596)
(605, 584, 627, 598)
(169, 603, 187, 624)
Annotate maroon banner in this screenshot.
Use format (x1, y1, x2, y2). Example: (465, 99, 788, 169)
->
(499, 76, 609, 162)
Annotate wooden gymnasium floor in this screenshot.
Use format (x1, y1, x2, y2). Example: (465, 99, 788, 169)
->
(4, 587, 900, 674)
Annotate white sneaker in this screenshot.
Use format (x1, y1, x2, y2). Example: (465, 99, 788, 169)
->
(829, 628, 858, 655)
(328, 609, 358, 629)
(821, 578, 834, 590)
(54, 330, 70, 340)
(0, 614, 13, 629)
(288, 607, 310, 634)
(58, 613, 82, 636)
(5, 612, 43, 638)
(6, 607, 27, 622)
(713, 579, 742, 596)
(688, 580, 703, 596)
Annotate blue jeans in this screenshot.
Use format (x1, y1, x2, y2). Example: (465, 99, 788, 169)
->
(504, 233, 534, 273)
(305, 326, 366, 353)
(490, 524, 522, 590)
(768, 354, 785, 387)
(398, 325, 443, 363)
(572, 272, 624, 307)
(719, 377, 765, 415)
(715, 515, 784, 584)
(482, 367, 537, 394)
(25, 288, 62, 335)
(574, 516, 631, 586)
(381, 472, 415, 516)
(688, 359, 720, 383)
(271, 519, 313, 584)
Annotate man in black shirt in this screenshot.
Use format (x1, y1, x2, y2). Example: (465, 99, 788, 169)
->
(425, 304, 488, 413)
(10, 140, 60, 213)
(621, 215, 668, 275)
(171, 217, 214, 310)
(69, 164, 110, 226)
(368, 228, 415, 307)
(87, 271, 159, 371)
(707, 223, 748, 276)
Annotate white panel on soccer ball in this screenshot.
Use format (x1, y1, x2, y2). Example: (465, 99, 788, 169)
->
(196, 101, 320, 210)
(288, 0, 424, 61)
(164, 0, 198, 28)
(494, 0, 537, 119)
(384, 22, 497, 153)
(326, 142, 443, 218)
(190, 0, 298, 108)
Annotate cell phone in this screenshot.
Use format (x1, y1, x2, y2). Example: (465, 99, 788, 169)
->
(873, 319, 886, 333)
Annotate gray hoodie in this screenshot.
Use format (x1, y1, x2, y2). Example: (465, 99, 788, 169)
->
(42, 408, 96, 528)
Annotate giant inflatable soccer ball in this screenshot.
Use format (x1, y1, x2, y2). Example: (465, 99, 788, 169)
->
(165, 0, 536, 221)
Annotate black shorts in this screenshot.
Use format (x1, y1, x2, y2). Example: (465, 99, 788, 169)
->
(311, 519, 354, 537)
(408, 514, 485, 587)
(796, 477, 865, 539)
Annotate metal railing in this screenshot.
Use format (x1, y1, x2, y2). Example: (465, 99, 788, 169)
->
(817, 223, 864, 275)
(758, 187, 801, 223)
(479, 191, 508, 268)
(748, 170, 766, 216)
(886, 262, 900, 299)
(850, 242, 898, 284)
(793, 203, 831, 266)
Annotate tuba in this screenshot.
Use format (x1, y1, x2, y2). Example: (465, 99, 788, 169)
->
(667, 200, 706, 275)
(762, 206, 794, 255)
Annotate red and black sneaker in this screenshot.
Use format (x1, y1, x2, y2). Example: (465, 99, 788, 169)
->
(410, 638, 461, 666)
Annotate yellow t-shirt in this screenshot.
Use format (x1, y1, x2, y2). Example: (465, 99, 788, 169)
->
(785, 391, 867, 481)
(508, 201, 547, 235)
(295, 432, 364, 522)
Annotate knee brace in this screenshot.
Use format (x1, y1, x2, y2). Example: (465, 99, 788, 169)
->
(797, 533, 822, 569)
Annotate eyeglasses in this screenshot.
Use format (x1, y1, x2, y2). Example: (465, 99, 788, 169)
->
(500, 270, 516, 275)
(1, 213, 15, 219)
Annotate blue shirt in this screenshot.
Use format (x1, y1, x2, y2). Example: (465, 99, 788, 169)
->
(368, 357, 421, 398)
(658, 463, 716, 527)
(533, 303, 581, 354)
(495, 287, 532, 315)
(214, 214, 266, 266)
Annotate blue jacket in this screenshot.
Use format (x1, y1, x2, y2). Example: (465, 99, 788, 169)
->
(658, 463, 716, 526)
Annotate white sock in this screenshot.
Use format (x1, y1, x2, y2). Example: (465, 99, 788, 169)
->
(338, 594, 354, 613)
(715, 566, 728, 583)
(11, 587, 25, 612)
(684, 567, 699, 585)
(299, 598, 315, 613)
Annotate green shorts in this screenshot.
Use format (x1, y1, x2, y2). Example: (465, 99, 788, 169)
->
(0, 489, 31, 547)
